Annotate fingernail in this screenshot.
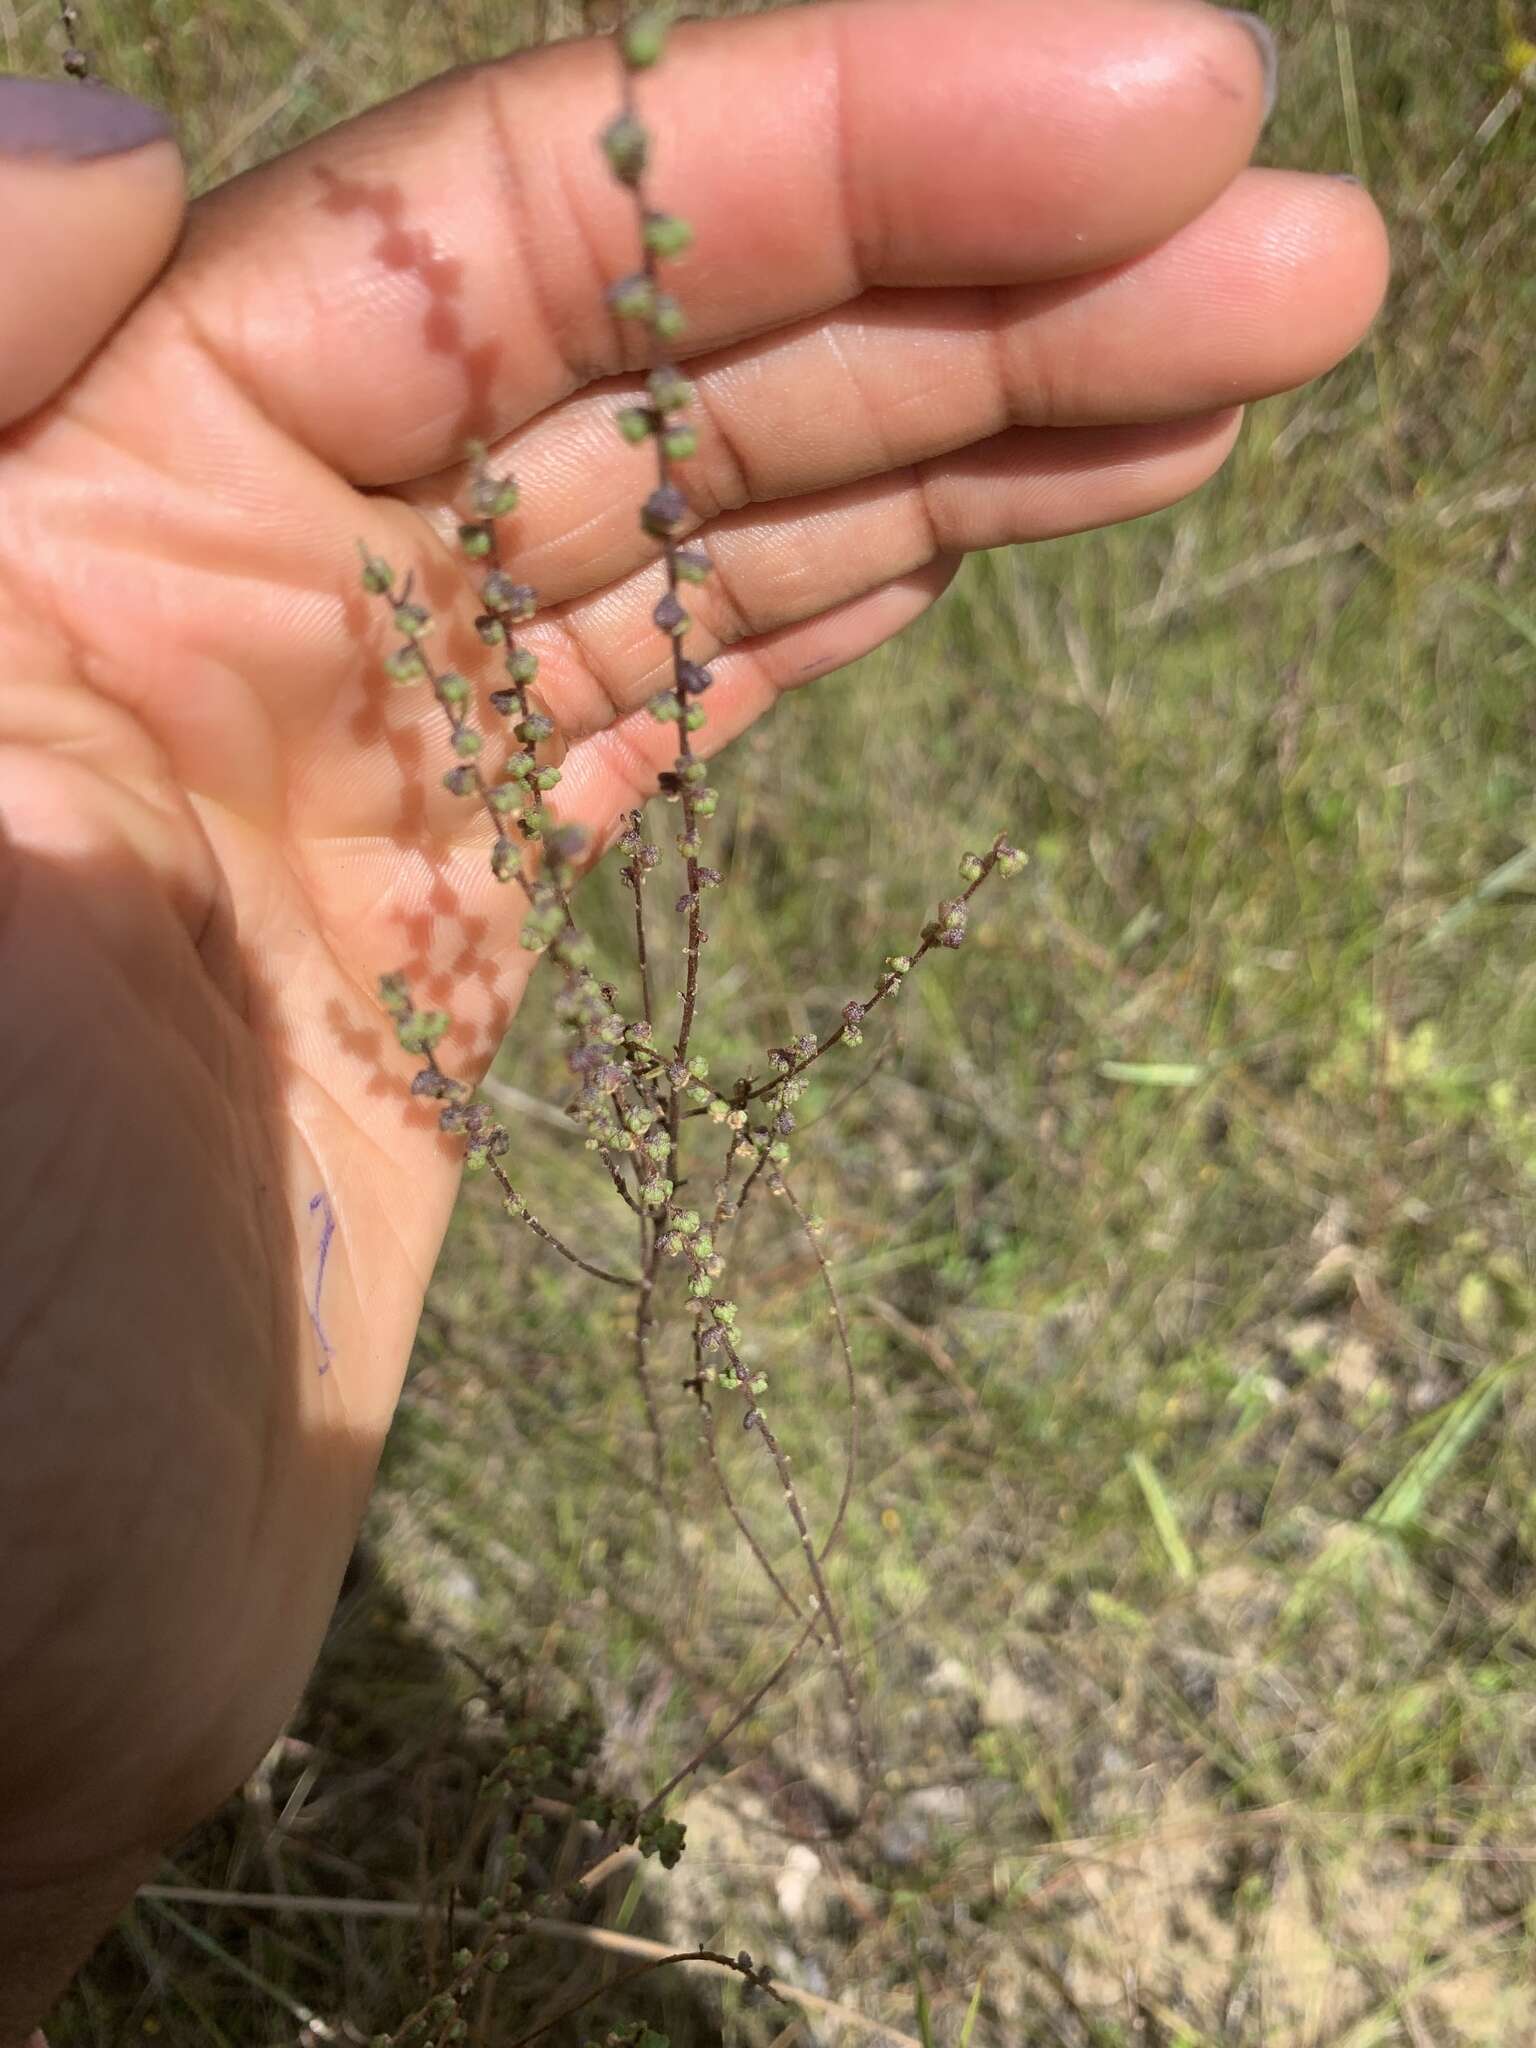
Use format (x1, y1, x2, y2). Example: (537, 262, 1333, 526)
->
(1220, 10, 1280, 123)
(0, 76, 171, 160)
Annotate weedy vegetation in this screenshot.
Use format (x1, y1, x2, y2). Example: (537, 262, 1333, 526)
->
(22, 1, 1536, 2045)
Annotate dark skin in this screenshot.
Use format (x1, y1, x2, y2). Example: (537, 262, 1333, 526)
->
(0, 0, 1389, 2030)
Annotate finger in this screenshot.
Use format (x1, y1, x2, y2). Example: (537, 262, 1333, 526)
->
(0, 79, 185, 429)
(173, 0, 1275, 482)
(541, 410, 1245, 744)
(329, 408, 1238, 857)
(558, 564, 962, 834)
(398, 170, 1387, 608)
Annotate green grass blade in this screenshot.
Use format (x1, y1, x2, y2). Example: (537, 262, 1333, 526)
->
(1098, 1060, 1206, 1088)
(1365, 1360, 1518, 1533)
(1127, 1451, 1197, 1583)
(958, 1971, 987, 2048)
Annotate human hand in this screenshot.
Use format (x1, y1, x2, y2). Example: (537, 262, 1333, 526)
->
(0, 2, 1387, 2028)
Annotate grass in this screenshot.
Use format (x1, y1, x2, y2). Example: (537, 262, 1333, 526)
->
(19, 0, 1536, 2042)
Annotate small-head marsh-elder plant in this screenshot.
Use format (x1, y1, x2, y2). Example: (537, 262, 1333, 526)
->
(359, 8, 1024, 2040)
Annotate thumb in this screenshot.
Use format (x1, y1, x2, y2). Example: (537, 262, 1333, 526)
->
(0, 76, 185, 428)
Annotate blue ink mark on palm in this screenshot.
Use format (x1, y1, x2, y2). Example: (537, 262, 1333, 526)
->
(307, 1191, 337, 1373)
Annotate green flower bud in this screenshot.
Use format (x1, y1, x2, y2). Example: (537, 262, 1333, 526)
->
(662, 425, 698, 461)
(531, 765, 561, 791)
(458, 521, 493, 558)
(385, 647, 426, 684)
(997, 842, 1028, 878)
(621, 7, 668, 68)
(357, 546, 393, 594)
(476, 613, 507, 646)
(643, 211, 695, 259)
(617, 405, 656, 444)
(452, 727, 483, 758)
(693, 787, 719, 816)
(489, 784, 520, 813)
(607, 273, 656, 322)
(393, 601, 431, 638)
(649, 692, 682, 722)
(675, 547, 711, 584)
(959, 852, 985, 884)
(444, 765, 477, 796)
(684, 704, 706, 731)
(438, 671, 470, 705)
(397, 1009, 450, 1053)
(600, 111, 649, 185)
(470, 470, 520, 520)
(491, 836, 521, 882)
(650, 293, 686, 341)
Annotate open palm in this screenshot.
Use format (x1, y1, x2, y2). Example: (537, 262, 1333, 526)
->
(0, 0, 1387, 2019)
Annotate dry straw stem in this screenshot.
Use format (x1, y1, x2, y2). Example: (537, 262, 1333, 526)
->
(136, 1886, 922, 2047)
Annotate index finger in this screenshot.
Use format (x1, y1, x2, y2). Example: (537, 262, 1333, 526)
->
(167, 0, 1276, 485)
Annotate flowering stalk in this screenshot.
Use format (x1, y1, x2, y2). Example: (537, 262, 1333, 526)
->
(356, 10, 1031, 2028)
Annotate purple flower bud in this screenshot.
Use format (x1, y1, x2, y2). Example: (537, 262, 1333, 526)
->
(678, 659, 713, 695)
(469, 470, 520, 520)
(648, 367, 695, 413)
(482, 573, 537, 620)
(641, 485, 689, 538)
(654, 591, 689, 636)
